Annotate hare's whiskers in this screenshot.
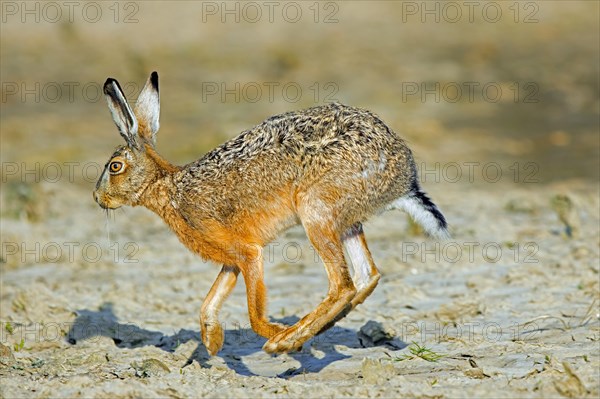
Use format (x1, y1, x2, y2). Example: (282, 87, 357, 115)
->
(104, 208, 112, 245)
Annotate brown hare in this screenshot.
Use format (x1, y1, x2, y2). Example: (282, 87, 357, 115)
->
(94, 72, 449, 355)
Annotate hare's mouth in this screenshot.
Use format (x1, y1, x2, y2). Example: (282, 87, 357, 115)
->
(93, 192, 120, 210)
(97, 202, 119, 210)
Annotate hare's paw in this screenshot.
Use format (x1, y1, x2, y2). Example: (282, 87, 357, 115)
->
(262, 326, 306, 354)
(261, 321, 288, 338)
(201, 321, 224, 356)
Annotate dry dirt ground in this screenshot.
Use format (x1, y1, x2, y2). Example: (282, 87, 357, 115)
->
(1, 181, 598, 398)
(1, 1, 599, 398)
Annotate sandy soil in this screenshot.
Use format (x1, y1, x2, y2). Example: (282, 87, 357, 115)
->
(1, 180, 598, 398)
(1, 1, 599, 398)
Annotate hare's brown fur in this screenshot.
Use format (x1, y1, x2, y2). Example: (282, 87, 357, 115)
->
(94, 72, 448, 355)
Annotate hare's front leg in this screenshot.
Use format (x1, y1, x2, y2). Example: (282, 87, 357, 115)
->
(200, 265, 239, 356)
(240, 250, 287, 339)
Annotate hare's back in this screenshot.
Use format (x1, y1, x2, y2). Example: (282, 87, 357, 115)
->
(199, 103, 408, 163)
(176, 103, 414, 235)
(183, 103, 413, 191)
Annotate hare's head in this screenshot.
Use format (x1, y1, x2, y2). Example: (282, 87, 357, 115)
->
(94, 72, 163, 209)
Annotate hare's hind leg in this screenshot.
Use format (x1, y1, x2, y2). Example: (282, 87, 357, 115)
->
(342, 223, 381, 309)
(263, 215, 357, 354)
(201, 265, 239, 356)
(312, 223, 381, 336)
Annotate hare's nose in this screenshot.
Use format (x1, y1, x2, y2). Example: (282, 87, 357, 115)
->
(93, 191, 99, 204)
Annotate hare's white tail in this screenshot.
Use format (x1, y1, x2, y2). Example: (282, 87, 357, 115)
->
(389, 185, 450, 240)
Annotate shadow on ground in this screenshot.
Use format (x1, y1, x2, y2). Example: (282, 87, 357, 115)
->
(66, 302, 405, 377)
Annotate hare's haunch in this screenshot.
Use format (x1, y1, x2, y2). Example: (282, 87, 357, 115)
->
(94, 72, 449, 355)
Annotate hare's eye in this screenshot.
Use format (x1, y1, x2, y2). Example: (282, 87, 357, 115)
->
(109, 161, 124, 174)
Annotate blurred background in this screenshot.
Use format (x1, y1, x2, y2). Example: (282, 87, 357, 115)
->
(1, 0, 598, 190)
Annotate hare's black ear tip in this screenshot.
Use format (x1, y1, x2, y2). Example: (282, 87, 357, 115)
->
(150, 71, 159, 90)
(103, 78, 118, 93)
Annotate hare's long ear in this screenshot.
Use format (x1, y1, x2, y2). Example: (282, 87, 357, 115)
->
(134, 71, 159, 146)
(103, 78, 139, 149)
